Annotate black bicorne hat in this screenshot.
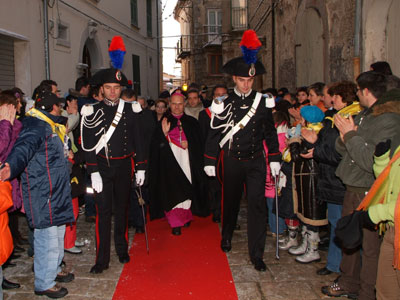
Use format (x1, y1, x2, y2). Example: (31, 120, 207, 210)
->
(89, 68, 129, 86)
(222, 57, 266, 77)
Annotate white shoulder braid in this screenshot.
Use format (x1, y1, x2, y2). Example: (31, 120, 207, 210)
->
(80, 104, 94, 116)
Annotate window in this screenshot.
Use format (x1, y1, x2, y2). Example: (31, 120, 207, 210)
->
(147, 0, 152, 37)
(207, 9, 222, 44)
(132, 54, 141, 95)
(56, 21, 71, 47)
(208, 54, 222, 75)
(131, 0, 138, 27)
(231, 0, 247, 30)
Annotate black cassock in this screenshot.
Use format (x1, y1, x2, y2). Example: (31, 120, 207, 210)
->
(148, 113, 210, 220)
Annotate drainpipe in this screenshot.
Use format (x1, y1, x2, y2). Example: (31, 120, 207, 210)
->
(43, 0, 50, 79)
(156, 0, 160, 94)
(353, 0, 362, 80)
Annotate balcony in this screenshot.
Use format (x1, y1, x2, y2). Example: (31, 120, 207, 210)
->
(204, 25, 222, 46)
(176, 36, 190, 61)
(231, 7, 247, 30)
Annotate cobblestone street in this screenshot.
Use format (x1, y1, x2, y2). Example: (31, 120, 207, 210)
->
(4, 203, 344, 300)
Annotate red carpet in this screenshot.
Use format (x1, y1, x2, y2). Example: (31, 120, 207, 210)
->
(113, 216, 238, 300)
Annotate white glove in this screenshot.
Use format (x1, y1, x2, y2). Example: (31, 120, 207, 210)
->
(270, 162, 281, 177)
(204, 166, 216, 177)
(91, 171, 103, 193)
(136, 170, 145, 186)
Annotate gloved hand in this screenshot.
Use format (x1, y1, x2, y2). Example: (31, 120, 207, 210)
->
(91, 172, 103, 193)
(204, 166, 216, 177)
(269, 162, 281, 177)
(136, 170, 145, 186)
(375, 139, 391, 157)
(335, 210, 376, 249)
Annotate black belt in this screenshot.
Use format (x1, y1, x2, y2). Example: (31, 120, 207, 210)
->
(228, 150, 264, 161)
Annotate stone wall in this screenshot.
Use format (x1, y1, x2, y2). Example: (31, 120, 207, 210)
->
(249, 0, 356, 91)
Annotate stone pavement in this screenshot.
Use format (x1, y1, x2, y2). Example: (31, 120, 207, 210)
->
(3, 204, 346, 300)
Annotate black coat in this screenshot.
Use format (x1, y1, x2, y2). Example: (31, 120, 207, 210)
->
(312, 110, 346, 205)
(81, 101, 146, 174)
(148, 114, 210, 219)
(204, 90, 280, 165)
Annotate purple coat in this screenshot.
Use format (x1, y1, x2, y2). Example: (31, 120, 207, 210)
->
(0, 119, 22, 210)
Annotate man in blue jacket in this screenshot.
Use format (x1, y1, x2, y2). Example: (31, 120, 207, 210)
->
(0, 91, 75, 299)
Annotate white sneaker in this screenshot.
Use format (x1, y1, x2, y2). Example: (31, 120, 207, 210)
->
(75, 240, 85, 247)
(65, 246, 82, 254)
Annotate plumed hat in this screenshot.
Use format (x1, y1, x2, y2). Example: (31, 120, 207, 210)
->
(222, 30, 266, 77)
(90, 36, 128, 86)
(300, 105, 324, 123)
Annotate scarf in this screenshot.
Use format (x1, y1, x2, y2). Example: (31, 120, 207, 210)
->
(26, 108, 66, 143)
(326, 101, 362, 127)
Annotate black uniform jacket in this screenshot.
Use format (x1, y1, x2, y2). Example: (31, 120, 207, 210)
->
(81, 100, 146, 173)
(148, 113, 209, 219)
(204, 90, 280, 165)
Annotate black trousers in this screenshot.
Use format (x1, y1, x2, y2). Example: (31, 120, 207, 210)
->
(208, 177, 222, 217)
(94, 158, 132, 267)
(221, 153, 267, 259)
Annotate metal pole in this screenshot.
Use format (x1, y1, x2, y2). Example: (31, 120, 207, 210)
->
(274, 174, 280, 260)
(43, 0, 50, 79)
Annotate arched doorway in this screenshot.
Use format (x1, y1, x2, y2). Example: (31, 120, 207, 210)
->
(295, 8, 324, 87)
(387, 0, 400, 75)
(81, 37, 101, 78)
(82, 43, 92, 78)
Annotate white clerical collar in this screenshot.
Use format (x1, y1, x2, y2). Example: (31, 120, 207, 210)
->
(104, 98, 120, 107)
(234, 87, 252, 99)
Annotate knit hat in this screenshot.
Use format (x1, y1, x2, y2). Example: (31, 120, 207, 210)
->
(300, 106, 324, 123)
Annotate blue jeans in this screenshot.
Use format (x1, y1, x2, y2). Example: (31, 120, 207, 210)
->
(326, 203, 343, 273)
(266, 197, 286, 234)
(34, 225, 65, 291)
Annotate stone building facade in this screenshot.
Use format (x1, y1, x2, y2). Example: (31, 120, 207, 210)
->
(0, 0, 162, 99)
(175, 0, 400, 93)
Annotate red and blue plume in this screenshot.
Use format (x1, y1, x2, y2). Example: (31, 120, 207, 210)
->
(108, 36, 126, 69)
(239, 30, 262, 65)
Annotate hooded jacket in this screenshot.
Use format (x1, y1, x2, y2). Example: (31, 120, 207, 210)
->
(0, 181, 13, 265)
(335, 98, 400, 189)
(6, 110, 74, 229)
(0, 119, 22, 210)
